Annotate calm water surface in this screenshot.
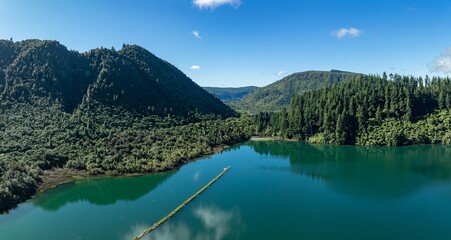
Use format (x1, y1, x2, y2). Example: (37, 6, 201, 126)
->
(1, 141, 451, 240)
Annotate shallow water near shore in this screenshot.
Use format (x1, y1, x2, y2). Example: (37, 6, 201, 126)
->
(1, 141, 451, 240)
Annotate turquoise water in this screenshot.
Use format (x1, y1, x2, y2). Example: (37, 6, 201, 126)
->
(1, 141, 451, 239)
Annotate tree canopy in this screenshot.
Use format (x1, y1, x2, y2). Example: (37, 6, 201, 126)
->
(253, 74, 451, 146)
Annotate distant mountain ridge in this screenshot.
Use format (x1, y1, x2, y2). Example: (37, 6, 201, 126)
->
(203, 86, 258, 103)
(231, 70, 363, 113)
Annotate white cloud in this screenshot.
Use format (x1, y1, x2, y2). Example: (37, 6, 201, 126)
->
(191, 65, 201, 70)
(193, 0, 241, 10)
(332, 28, 363, 39)
(192, 31, 201, 39)
(431, 47, 451, 73)
(275, 70, 287, 76)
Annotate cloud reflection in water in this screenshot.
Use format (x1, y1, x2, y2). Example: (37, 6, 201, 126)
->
(125, 205, 242, 240)
(194, 205, 239, 240)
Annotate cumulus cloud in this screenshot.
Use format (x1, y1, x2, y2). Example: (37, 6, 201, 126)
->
(192, 31, 201, 39)
(431, 47, 451, 73)
(191, 65, 201, 70)
(332, 28, 363, 39)
(193, 0, 241, 9)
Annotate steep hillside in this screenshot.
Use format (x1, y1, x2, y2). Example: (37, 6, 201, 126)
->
(0, 39, 93, 112)
(0, 39, 250, 212)
(0, 39, 236, 118)
(231, 70, 362, 113)
(203, 86, 258, 103)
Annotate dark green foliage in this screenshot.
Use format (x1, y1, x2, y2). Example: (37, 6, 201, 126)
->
(0, 161, 41, 211)
(1, 39, 93, 112)
(0, 39, 249, 212)
(254, 74, 451, 146)
(358, 110, 451, 146)
(0, 40, 236, 117)
(232, 70, 362, 113)
(203, 86, 259, 103)
(85, 45, 236, 117)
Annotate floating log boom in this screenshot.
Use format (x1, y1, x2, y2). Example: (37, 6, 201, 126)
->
(132, 166, 231, 240)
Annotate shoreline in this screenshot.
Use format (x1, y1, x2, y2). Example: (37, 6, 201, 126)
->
(250, 136, 299, 142)
(8, 139, 450, 213)
(34, 143, 233, 197)
(36, 168, 89, 195)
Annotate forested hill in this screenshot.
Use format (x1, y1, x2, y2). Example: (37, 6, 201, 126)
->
(0, 39, 236, 118)
(0, 39, 251, 213)
(231, 70, 362, 113)
(203, 86, 258, 103)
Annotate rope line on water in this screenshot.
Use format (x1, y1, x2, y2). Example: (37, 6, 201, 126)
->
(132, 166, 231, 240)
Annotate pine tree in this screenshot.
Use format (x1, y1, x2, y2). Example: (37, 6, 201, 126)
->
(404, 97, 412, 121)
(438, 90, 445, 110)
(279, 108, 288, 136)
(335, 110, 346, 144)
(446, 94, 451, 110)
(356, 105, 366, 133)
(375, 106, 382, 123)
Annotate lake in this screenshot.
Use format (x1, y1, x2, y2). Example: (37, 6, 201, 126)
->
(1, 141, 451, 240)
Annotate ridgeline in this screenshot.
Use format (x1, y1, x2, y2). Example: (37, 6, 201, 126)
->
(0, 39, 253, 212)
(231, 70, 362, 113)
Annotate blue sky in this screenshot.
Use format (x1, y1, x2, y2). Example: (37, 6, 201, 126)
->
(1, 0, 451, 87)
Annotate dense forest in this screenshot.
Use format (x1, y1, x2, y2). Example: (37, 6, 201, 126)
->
(253, 74, 451, 146)
(2, 39, 451, 213)
(0, 39, 236, 117)
(0, 39, 252, 212)
(231, 70, 361, 113)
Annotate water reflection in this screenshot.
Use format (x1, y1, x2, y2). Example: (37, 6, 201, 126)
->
(33, 171, 173, 211)
(246, 141, 451, 199)
(193, 170, 201, 181)
(123, 223, 190, 240)
(126, 205, 243, 240)
(194, 205, 240, 240)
